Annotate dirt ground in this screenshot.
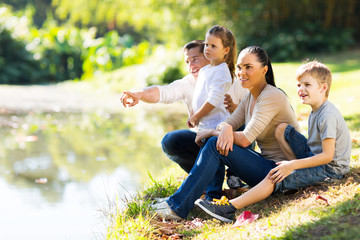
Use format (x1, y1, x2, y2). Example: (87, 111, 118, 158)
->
(0, 83, 123, 114)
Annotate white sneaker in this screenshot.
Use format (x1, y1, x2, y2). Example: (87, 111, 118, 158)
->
(153, 200, 182, 221)
(154, 196, 170, 203)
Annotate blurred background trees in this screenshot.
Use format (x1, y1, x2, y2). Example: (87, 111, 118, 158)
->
(1, 0, 359, 84)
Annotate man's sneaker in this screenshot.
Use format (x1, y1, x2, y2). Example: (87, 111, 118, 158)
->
(227, 175, 247, 189)
(195, 196, 236, 223)
(152, 200, 182, 221)
(154, 196, 170, 203)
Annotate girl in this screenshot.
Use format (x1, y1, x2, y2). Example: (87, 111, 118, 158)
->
(187, 25, 237, 130)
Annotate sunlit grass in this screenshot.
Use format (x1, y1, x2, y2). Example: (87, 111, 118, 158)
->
(272, 48, 360, 117)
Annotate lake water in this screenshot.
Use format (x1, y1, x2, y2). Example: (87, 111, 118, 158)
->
(0, 111, 180, 239)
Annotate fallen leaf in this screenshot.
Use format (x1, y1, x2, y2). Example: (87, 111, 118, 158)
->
(316, 195, 330, 205)
(150, 219, 179, 236)
(232, 211, 259, 228)
(169, 234, 181, 239)
(184, 218, 204, 229)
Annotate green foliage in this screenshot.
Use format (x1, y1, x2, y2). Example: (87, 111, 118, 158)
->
(32, 24, 85, 81)
(0, 28, 44, 84)
(107, 196, 156, 240)
(82, 31, 152, 79)
(143, 172, 180, 200)
(0, 4, 154, 84)
(51, 0, 360, 61)
(2, 0, 360, 84)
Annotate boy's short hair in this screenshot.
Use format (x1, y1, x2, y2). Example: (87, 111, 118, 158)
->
(183, 40, 205, 54)
(296, 60, 332, 97)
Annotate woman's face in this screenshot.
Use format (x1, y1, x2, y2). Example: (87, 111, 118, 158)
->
(235, 52, 268, 89)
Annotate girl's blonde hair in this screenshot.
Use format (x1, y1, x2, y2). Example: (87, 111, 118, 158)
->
(207, 25, 237, 81)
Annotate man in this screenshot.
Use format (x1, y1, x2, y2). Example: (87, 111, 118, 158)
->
(121, 40, 247, 179)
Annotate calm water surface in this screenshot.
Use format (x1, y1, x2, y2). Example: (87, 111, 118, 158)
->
(0, 111, 174, 239)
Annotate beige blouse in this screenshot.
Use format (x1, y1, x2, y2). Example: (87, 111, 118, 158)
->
(223, 84, 300, 162)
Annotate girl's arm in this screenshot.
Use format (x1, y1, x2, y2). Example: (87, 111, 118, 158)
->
(269, 138, 335, 183)
(187, 102, 215, 128)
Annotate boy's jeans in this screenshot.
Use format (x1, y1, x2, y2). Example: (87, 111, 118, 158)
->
(275, 125, 343, 192)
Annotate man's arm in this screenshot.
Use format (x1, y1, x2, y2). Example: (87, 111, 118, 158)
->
(120, 86, 160, 108)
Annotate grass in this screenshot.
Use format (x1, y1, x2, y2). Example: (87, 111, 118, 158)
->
(105, 48, 360, 239)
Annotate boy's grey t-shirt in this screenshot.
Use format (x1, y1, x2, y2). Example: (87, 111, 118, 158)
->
(308, 100, 351, 175)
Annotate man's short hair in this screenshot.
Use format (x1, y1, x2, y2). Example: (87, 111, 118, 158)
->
(183, 40, 205, 54)
(296, 60, 332, 97)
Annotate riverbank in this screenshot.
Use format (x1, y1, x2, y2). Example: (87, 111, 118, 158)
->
(0, 82, 122, 114)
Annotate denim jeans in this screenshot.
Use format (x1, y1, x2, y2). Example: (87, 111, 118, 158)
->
(161, 129, 224, 200)
(275, 125, 343, 192)
(167, 136, 277, 219)
(161, 129, 199, 173)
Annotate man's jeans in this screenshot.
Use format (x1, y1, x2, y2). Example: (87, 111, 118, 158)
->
(161, 129, 199, 173)
(161, 129, 224, 200)
(167, 136, 277, 219)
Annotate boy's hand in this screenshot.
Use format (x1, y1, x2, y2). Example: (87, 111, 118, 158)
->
(269, 161, 295, 184)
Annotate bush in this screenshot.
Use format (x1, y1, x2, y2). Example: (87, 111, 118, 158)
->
(0, 28, 45, 84)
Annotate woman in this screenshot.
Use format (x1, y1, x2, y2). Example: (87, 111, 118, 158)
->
(154, 46, 299, 221)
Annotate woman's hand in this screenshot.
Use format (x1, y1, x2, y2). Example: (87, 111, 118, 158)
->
(269, 161, 295, 184)
(216, 124, 233, 156)
(195, 129, 214, 146)
(224, 94, 238, 113)
(186, 115, 199, 128)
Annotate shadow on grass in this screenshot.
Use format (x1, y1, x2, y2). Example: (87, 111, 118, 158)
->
(234, 169, 360, 223)
(277, 194, 360, 240)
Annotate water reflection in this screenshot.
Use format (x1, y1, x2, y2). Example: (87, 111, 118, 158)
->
(0, 110, 186, 239)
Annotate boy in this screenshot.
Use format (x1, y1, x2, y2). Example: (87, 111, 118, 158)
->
(194, 60, 351, 223)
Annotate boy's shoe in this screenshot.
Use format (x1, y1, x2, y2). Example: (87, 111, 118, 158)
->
(195, 196, 236, 223)
(152, 200, 182, 221)
(227, 175, 248, 189)
(154, 196, 170, 203)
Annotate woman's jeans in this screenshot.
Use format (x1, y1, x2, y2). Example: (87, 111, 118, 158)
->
(161, 129, 224, 200)
(167, 136, 277, 219)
